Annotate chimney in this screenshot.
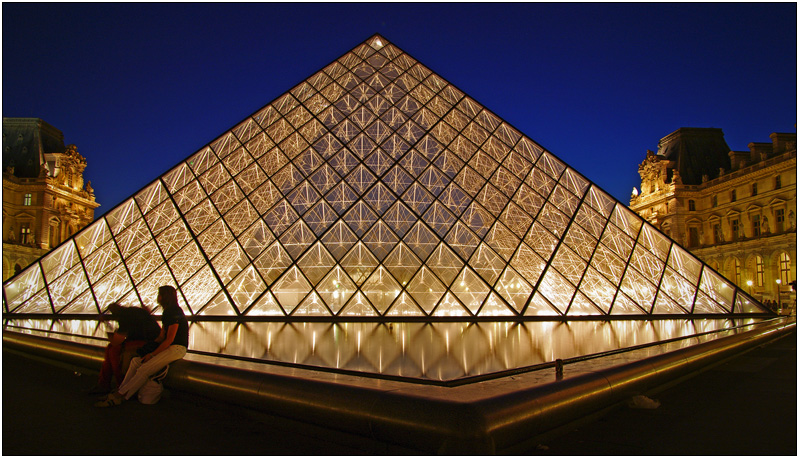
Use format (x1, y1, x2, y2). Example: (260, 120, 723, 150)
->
(728, 150, 749, 170)
(770, 132, 796, 154)
(748, 142, 772, 162)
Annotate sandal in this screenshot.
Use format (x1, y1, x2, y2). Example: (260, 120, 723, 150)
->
(94, 394, 123, 408)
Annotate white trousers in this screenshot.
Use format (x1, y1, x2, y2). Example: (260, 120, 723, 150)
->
(117, 345, 187, 400)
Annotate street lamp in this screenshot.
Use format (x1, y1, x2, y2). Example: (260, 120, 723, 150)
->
(776, 279, 782, 313)
(746, 280, 753, 295)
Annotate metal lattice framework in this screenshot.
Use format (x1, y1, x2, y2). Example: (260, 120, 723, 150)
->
(3, 34, 768, 319)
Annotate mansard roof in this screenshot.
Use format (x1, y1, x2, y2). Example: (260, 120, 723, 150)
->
(656, 127, 731, 185)
(2, 117, 65, 178)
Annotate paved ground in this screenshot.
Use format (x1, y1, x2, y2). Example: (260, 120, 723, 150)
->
(3, 330, 796, 455)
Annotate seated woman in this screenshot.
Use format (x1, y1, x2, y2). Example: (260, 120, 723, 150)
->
(95, 286, 189, 407)
(91, 303, 161, 394)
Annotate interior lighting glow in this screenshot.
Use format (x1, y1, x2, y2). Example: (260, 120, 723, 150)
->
(2, 34, 769, 322)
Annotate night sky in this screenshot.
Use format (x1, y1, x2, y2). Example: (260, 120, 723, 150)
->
(3, 3, 796, 215)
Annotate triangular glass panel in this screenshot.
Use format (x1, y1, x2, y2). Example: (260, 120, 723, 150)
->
(272, 266, 312, 315)
(340, 242, 379, 286)
(58, 289, 97, 315)
(383, 243, 422, 287)
(362, 220, 399, 262)
(297, 242, 336, 285)
(470, 243, 506, 285)
(432, 292, 470, 317)
(385, 292, 425, 317)
(280, 220, 317, 260)
(652, 292, 688, 315)
(406, 267, 446, 314)
(239, 220, 275, 260)
(321, 220, 359, 261)
(450, 267, 490, 315)
(477, 291, 515, 317)
(567, 292, 604, 316)
(293, 292, 331, 316)
(693, 291, 729, 314)
(253, 241, 293, 286)
(317, 266, 357, 314)
(361, 266, 401, 314)
(198, 292, 238, 316)
(93, 265, 134, 309)
(495, 267, 533, 313)
(610, 293, 647, 315)
(182, 266, 221, 314)
(227, 265, 266, 313)
(404, 221, 439, 262)
(14, 288, 54, 314)
(245, 291, 285, 316)
(340, 292, 378, 317)
(523, 292, 562, 316)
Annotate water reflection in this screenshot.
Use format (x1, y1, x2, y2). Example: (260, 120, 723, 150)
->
(6, 318, 758, 381)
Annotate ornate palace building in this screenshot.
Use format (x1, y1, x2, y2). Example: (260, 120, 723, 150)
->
(2, 118, 100, 280)
(631, 127, 796, 309)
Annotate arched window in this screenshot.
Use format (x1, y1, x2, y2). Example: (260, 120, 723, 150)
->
(779, 252, 791, 285)
(734, 259, 741, 286)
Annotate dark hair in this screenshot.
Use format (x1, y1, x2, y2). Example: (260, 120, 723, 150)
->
(158, 285, 180, 311)
(107, 302, 124, 315)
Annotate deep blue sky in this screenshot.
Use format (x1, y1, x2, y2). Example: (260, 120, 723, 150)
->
(3, 3, 796, 215)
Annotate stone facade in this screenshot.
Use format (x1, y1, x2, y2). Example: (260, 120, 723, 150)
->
(630, 128, 796, 309)
(2, 118, 100, 281)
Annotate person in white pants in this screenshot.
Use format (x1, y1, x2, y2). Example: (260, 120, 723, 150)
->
(96, 286, 189, 407)
(115, 344, 186, 399)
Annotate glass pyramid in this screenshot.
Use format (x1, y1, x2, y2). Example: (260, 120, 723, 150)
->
(3, 34, 768, 319)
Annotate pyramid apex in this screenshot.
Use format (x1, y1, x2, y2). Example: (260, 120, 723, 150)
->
(366, 34, 388, 50)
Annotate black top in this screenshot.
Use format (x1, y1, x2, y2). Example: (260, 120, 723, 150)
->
(161, 306, 189, 348)
(115, 307, 161, 341)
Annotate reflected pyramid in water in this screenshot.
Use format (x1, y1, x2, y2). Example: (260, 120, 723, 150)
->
(3, 34, 768, 319)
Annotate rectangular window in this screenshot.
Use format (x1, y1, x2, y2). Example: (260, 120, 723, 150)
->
(688, 227, 700, 247)
(752, 215, 761, 237)
(756, 256, 764, 287)
(712, 195, 718, 208)
(734, 259, 741, 286)
(776, 209, 785, 232)
(775, 175, 782, 189)
(779, 253, 791, 285)
(731, 189, 737, 202)
(688, 200, 696, 211)
(752, 182, 758, 196)
(20, 224, 31, 244)
(732, 219, 740, 240)
(23, 193, 32, 206)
